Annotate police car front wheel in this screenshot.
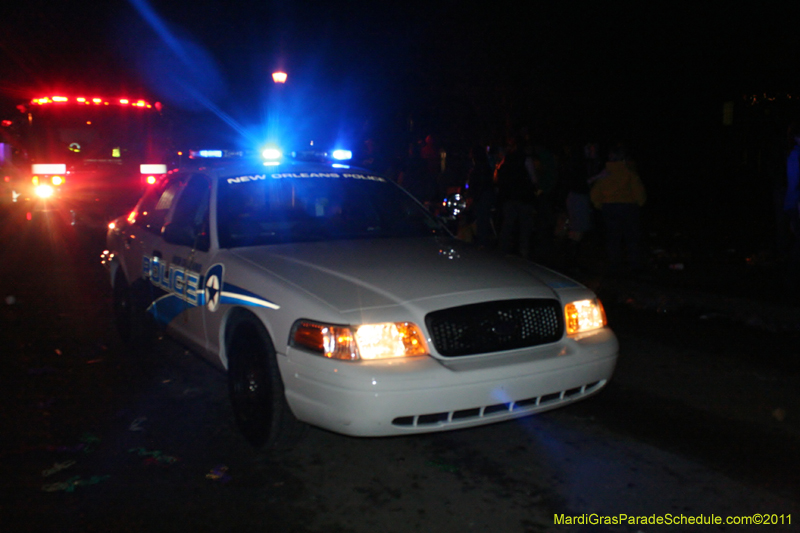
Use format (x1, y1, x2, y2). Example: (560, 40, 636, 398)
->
(113, 271, 156, 346)
(226, 311, 306, 450)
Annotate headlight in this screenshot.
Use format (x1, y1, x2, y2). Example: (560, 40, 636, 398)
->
(290, 320, 428, 361)
(35, 184, 54, 198)
(564, 299, 607, 336)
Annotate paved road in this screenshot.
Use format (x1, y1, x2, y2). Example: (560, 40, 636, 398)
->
(0, 209, 798, 532)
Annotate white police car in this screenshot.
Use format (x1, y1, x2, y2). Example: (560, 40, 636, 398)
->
(102, 154, 618, 448)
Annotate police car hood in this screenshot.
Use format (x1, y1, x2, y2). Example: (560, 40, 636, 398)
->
(228, 237, 577, 315)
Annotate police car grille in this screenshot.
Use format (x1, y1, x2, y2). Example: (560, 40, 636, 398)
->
(425, 299, 563, 357)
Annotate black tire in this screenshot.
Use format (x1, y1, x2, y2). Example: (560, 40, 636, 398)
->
(112, 270, 156, 346)
(227, 311, 306, 450)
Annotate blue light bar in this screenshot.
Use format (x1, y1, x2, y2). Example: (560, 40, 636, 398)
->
(190, 150, 223, 158)
(332, 149, 352, 161)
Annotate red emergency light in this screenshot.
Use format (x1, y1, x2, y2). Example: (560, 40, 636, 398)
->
(140, 164, 167, 186)
(30, 95, 158, 109)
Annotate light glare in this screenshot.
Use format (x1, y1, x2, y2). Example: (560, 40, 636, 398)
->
(140, 164, 167, 174)
(565, 299, 607, 335)
(32, 164, 67, 174)
(35, 184, 54, 198)
(292, 320, 427, 361)
(356, 323, 428, 360)
(262, 147, 282, 160)
(355, 324, 406, 359)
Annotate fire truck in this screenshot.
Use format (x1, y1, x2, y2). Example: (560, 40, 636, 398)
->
(2, 94, 174, 228)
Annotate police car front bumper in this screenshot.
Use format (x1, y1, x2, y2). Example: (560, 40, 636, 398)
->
(279, 329, 618, 437)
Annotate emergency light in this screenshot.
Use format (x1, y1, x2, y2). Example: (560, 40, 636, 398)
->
(262, 148, 282, 160)
(32, 164, 67, 174)
(140, 164, 167, 174)
(141, 164, 167, 186)
(190, 150, 223, 158)
(31, 96, 156, 109)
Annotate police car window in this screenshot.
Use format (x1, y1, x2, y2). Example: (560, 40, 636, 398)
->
(135, 177, 184, 235)
(132, 179, 168, 229)
(166, 174, 211, 251)
(217, 176, 442, 248)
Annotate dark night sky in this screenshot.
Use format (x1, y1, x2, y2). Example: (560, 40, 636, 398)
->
(2, 0, 800, 151)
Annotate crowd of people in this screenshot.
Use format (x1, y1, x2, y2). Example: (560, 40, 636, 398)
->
(352, 120, 800, 293)
(356, 131, 648, 277)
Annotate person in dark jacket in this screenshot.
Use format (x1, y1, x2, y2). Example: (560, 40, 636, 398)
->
(495, 136, 539, 258)
(465, 144, 496, 246)
(398, 142, 437, 207)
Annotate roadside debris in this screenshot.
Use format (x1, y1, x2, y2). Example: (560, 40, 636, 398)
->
(128, 416, 147, 432)
(128, 447, 179, 465)
(206, 465, 231, 483)
(42, 460, 77, 477)
(42, 475, 110, 493)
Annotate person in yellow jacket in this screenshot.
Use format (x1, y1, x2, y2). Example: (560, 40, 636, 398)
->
(590, 147, 647, 275)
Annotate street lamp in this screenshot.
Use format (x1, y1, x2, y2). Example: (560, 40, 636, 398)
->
(272, 71, 287, 84)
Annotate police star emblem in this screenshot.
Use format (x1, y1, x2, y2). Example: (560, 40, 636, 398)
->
(204, 264, 225, 312)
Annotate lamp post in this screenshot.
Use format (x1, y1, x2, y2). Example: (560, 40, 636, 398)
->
(268, 70, 287, 145)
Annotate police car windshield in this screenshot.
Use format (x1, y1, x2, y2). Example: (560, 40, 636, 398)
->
(217, 173, 443, 248)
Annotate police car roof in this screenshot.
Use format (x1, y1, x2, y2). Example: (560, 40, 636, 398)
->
(185, 158, 373, 179)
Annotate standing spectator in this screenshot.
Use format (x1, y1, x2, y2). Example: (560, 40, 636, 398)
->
(356, 138, 385, 173)
(532, 140, 559, 264)
(398, 142, 436, 207)
(560, 143, 593, 271)
(590, 146, 647, 275)
(584, 141, 604, 181)
(495, 136, 539, 258)
(465, 144, 496, 246)
(420, 134, 441, 182)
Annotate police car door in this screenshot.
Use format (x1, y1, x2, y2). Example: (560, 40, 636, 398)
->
(155, 172, 212, 352)
(128, 174, 185, 329)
